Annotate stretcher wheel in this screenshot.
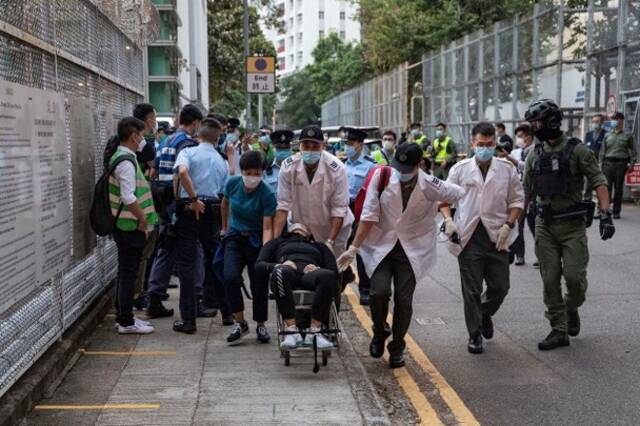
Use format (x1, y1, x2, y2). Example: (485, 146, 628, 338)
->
(322, 351, 330, 366)
(284, 351, 290, 366)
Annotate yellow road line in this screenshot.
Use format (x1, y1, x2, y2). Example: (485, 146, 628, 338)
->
(345, 286, 443, 425)
(34, 403, 160, 410)
(79, 349, 176, 356)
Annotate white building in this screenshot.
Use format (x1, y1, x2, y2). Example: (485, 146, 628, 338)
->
(261, 0, 361, 77)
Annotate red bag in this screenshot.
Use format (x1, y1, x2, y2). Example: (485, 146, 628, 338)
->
(353, 165, 392, 223)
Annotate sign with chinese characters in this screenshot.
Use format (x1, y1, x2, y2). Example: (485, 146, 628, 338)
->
(246, 56, 276, 94)
(625, 163, 640, 186)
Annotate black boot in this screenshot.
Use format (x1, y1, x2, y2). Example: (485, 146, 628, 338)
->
(389, 352, 405, 369)
(467, 335, 483, 354)
(173, 319, 196, 334)
(568, 310, 580, 337)
(147, 297, 174, 319)
(369, 323, 391, 358)
(481, 314, 494, 339)
(538, 330, 570, 350)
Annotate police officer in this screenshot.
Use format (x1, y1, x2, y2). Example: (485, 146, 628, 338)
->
(172, 118, 229, 334)
(264, 129, 294, 193)
(599, 111, 637, 219)
(583, 114, 606, 202)
(523, 99, 615, 350)
(252, 126, 275, 165)
(372, 130, 397, 165)
(343, 127, 377, 305)
(408, 122, 428, 145)
(431, 122, 458, 180)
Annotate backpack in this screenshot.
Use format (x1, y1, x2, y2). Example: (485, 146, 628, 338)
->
(102, 135, 120, 171)
(90, 153, 137, 236)
(353, 165, 392, 223)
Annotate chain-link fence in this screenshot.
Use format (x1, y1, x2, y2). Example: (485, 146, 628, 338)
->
(0, 0, 147, 397)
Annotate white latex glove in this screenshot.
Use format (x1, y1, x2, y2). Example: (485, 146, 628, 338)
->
(325, 239, 335, 255)
(443, 217, 459, 237)
(336, 245, 359, 272)
(495, 224, 512, 251)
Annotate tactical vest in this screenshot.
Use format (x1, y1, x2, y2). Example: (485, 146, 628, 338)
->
(532, 137, 582, 198)
(108, 150, 159, 231)
(433, 137, 451, 163)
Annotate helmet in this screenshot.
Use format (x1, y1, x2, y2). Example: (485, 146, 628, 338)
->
(524, 99, 563, 129)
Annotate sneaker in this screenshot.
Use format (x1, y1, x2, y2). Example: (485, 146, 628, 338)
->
(538, 329, 570, 351)
(568, 310, 581, 337)
(280, 326, 303, 349)
(515, 256, 525, 266)
(117, 322, 154, 334)
(227, 321, 249, 345)
(303, 328, 334, 349)
(146, 300, 174, 319)
(256, 324, 271, 343)
(114, 317, 152, 329)
(133, 295, 148, 311)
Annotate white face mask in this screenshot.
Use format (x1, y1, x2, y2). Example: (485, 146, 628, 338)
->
(137, 136, 146, 152)
(383, 141, 395, 152)
(515, 137, 525, 148)
(242, 175, 262, 189)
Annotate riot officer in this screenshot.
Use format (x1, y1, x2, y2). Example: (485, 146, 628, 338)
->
(522, 99, 615, 351)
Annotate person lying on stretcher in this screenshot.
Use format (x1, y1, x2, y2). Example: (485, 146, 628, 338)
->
(255, 223, 338, 350)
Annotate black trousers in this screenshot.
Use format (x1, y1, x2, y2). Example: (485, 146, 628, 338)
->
(175, 205, 226, 322)
(509, 217, 526, 259)
(223, 235, 268, 322)
(348, 203, 370, 295)
(114, 229, 146, 327)
(270, 265, 337, 323)
(603, 160, 628, 215)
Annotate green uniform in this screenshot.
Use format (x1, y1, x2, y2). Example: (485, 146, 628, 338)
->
(599, 130, 637, 215)
(523, 135, 607, 332)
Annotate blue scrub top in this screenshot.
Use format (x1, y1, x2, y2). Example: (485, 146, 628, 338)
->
(223, 175, 277, 232)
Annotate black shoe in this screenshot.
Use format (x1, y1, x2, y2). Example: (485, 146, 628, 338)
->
(360, 293, 370, 306)
(568, 310, 581, 337)
(481, 314, 494, 339)
(173, 320, 196, 334)
(227, 321, 249, 345)
(515, 256, 525, 266)
(389, 353, 405, 369)
(468, 335, 483, 354)
(256, 324, 271, 343)
(222, 315, 235, 326)
(146, 300, 174, 319)
(613, 213, 621, 219)
(369, 325, 391, 358)
(197, 303, 218, 318)
(533, 260, 540, 269)
(538, 330, 570, 350)
(133, 295, 148, 311)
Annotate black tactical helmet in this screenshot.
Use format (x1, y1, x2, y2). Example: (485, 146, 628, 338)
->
(524, 99, 563, 129)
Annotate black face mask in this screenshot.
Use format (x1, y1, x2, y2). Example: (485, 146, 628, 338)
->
(534, 127, 563, 142)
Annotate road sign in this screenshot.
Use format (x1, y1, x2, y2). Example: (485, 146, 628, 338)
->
(606, 95, 617, 116)
(625, 163, 640, 186)
(246, 56, 275, 94)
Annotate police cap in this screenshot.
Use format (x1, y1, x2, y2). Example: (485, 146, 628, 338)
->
(228, 117, 241, 129)
(391, 143, 422, 173)
(299, 125, 324, 143)
(343, 127, 367, 143)
(271, 130, 294, 147)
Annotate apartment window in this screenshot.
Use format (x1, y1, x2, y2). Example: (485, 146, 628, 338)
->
(289, 35, 294, 47)
(278, 56, 286, 71)
(290, 54, 294, 65)
(340, 11, 346, 20)
(297, 51, 303, 63)
(289, 17, 293, 29)
(319, 11, 324, 20)
(319, 30, 325, 38)
(277, 38, 285, 53)
(340, 31, 345, 40)
(297, 32, 303, 43)
(297, 13, 302, 26)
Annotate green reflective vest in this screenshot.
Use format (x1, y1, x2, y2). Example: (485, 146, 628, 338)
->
(372, 149, 391, 165)
(433, 136, 452, 163)
(108, 150, 158, 231)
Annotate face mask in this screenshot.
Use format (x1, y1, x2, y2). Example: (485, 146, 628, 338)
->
(515, 137, 525, 148)
(152, 122, 158, 134)
(301, 150, 321, 164)
(395, 169, 417, 182)
(474, 146, 495, 162)
(411, 129, 421, 138)
(590, 122, 601, 132)
(344, 145, 357, 158)
(242, 175, 262, 189)
(534, 127, 562, 141)
(608, 120, 622, 129)
(275, 149, 291, 161)
(435, 130, 443, 138)
(383, 141, 395, 152)
(225, 133, 238, 144)
(259, 135, 271, 144)
(137, 137, 146, 152)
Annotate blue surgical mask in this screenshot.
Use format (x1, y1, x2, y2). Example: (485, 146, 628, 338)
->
(411, 129, 421, 138)
(344, 145, 357, 158)
(301, 151, 321, 164)
(394, 169, 416, 182)
(275, 149, 291, 161)
(435, 130, 443, 138)
(475, 146, 495, 162)
(225, 133, 238, 144)
(259, 135, 271, 144)
(590, 122, 601, 131)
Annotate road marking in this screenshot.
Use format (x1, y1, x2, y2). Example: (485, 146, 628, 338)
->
(344, 286, 443, 425)
(33, 403, 160, 410)
(79, 349, 176, 356)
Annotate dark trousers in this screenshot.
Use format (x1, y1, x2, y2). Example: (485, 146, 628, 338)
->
(270, 265, 337, 322)
(458, 224, 510, 338)
(603, 160, 628, 215)
(223, 235, 268, 322)
(114, 229, 146, 327)
(526, 202, 537, 237)
(509, 218, 526, 259)
(175, 207, 227, 322)
(369, 242, 416, 355)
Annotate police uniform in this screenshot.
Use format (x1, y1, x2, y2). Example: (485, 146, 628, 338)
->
(277, 126, 354, 256)
(343, 128, 377, 202)
(523, 134, 607, 337)
(599, 128, 637, 217)
(264, 130, 294, 193)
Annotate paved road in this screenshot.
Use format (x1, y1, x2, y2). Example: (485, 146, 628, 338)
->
(410, 204, 640, 425)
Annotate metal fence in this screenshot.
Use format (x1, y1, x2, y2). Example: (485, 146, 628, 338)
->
(0, 1, 147, 397)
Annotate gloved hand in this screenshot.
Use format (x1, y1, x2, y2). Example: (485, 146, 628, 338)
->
(336, 245, 359, 272)
(495, 223, 512, 251)
(325, 239, 335, 255)
(443, 217, 459, 237)
(281, 260, 296, 269)
(599, 210, 615, 240)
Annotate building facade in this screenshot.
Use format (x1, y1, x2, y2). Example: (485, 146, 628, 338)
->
(262, 0, 361, 77)
(146, 0, 209, 118)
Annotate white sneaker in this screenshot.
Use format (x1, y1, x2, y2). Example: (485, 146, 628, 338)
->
(304, 328, 334, 349)
(280, 326, 303, 349)
(117, 322, 155, 334)
(114, 317, 152, 329)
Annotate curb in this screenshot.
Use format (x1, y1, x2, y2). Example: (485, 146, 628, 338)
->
(0, 285, 114, 426)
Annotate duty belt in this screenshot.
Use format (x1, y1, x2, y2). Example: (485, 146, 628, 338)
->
(537, 201, 595, 227)
(603, 157, 629, 163)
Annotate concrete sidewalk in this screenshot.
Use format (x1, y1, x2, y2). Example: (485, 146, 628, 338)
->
(25, 285, 389, 425)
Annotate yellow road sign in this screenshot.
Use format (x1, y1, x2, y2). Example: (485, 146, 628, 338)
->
(246, 56, 276, 73)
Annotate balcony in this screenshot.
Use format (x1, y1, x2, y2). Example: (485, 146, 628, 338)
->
(148, 46, 182, 77)
(151, 0, 181, 27)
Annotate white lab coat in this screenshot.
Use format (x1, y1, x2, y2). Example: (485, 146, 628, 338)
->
(446, 157, 525, 257)
(359, 169, 465, 279)
(277, 151, 354, 255)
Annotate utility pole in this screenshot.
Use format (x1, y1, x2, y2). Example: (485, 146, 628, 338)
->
(258, 94, 263, 128)
(243, 0, 251, 130)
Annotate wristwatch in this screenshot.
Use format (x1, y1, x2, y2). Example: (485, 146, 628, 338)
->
(505, 221, 515, 229)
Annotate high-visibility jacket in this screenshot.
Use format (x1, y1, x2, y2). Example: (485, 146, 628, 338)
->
(433, 136, 452, 163)
(108, 150, 158, 231)
(372, 149, 391, 165)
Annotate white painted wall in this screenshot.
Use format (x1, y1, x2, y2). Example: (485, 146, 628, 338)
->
(177, 0, 209, 109)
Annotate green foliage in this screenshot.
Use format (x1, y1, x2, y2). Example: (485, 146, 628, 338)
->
(207, 0, 277, 123)
(280, 69, 321, 129)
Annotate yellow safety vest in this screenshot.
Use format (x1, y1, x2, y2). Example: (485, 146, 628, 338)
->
(433, 136, 451, 163)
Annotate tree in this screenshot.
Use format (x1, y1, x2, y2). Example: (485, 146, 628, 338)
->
(280, 69, 321, 128)
(207, 0, 277, 123)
